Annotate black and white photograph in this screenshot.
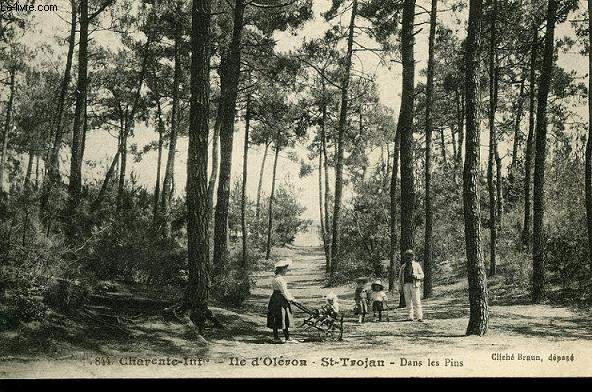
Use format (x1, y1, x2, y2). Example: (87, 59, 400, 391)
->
(1, 0, 592, 378)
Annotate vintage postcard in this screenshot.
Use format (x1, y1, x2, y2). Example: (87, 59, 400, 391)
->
(1, 0, 591, 379)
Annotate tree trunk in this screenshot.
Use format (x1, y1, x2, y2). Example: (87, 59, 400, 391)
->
(487, 0, 498, 276)
(510, 76, 526, 177)
(34, 153, 40, 190)
(207, 105, 222, 231)
(587, 0, 592, 264)
(385, 144, 392, 187)
(329, 0, 357, 285)
(464, 0, 489, 336)
(532, 0, 557, 304)
(116, 110, 129, 212)
(153, 97, 165, 223)
(66, 0, 89, 237)
(240, 94, 250, 270)
(495, 149, 502, 220)
(522, 7, 538, 248)
(320, 79, 332, 271)
(93, 148, 121, 209)
(423, 0, 437, 299)
(255, 139, 269, 241)
(113, 9, 156, 213)
(185, 0, 213, 333)
(81, 85, 89, 175)
(451, 122, 458, 167)
(160, 12, 182, 236)
(213, 0, 246, 276)
(40, 0, 77, 219)
(24, 147, 35, 193)
(0, 66, 16, 194)
(389, 129, 401, 294)
(22, 147, 35, 247)
(265, 142, 280, 260)
(439, 128, 447, 167)
(398, 0, 416, 262)
(318, 145, 326, 261)
(456, 89, 465, 168)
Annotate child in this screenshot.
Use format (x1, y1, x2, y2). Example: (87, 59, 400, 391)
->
(354, 277, 369, 323)
(318, 292, 339, 326)
(370, 280, 388, 322)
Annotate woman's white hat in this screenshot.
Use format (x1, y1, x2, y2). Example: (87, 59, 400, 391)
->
(372, 280, 384, 289)
(274, 259, 292, 269)
(325, 292, 338, 301)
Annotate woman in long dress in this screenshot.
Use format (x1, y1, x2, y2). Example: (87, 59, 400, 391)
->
(267, 259, 296, 343)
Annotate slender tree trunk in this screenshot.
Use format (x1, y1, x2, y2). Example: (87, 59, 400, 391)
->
(322, 134, 331, 246)
(522, 8, 538, 248)
(240, 94, 250, 270)
(22, 146, 36, 247)
(451, 122, 458, 162)
(0, 67, 16, 194)
(255, 139, 269, 241)
(81, 85, 89, 175)
(510, 76, 526, 177)
(464, 0, 489, 336)
(329, 0, 357, 285)
(265, 143, 280, 260)
(320, 80, 332, 271)
(439, 128, 447, 166)
(495, 142, 503, 223)
(153, 97, 165, 223)
(161, 13, 182, 236)
(456, 89, 465, 168)
(207, 106, 222, 230)
(318, 146, 326, 256)
(487, 0, 498, 277)
(321, 88, 332, 271)
(423, 0, 437, 299)
(116, 110, 129, 212)
(93, 148, 121, 209)
(34, 154, 40, 190)
(113, 7, 155, 213)
(586, 0, 592, 264)
(398, 0, 416, 262)
(389, 129, 401, 293)
(185, 0, 213, 333)
(66, 0, 89, 237)
(213, 0, 246, 276)
(385, 144, 392, 187)
(40, 0, 77, 218)
(532, 0, 557, 304)
(24, 147, 35, 193)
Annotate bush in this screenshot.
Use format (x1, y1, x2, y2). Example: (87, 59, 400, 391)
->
(43, 278, 90, 312)
(210, 244, 259, 307)
(545, 211, 591, 301)
(211, 268, 253, 308)
(0, 281, 47, 331)
(330, 253, 380, 286)
(84, 186, 187, 285)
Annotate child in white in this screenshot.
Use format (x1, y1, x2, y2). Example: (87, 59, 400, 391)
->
(370, 280, 388, 321)
(319, 292, 339, 326)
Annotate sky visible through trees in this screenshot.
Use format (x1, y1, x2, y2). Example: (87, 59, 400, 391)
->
(21, 0, 586, 223)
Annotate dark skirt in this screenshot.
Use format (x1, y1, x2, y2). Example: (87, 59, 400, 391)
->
(267, 290, 293, 330)
(355, 298, 368, 315)
(372, 301, 384, 312)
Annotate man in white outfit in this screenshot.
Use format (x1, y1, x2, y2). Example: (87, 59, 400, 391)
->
(399, 249, 424, 322)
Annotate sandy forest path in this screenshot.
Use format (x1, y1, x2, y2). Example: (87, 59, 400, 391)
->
(2, 245, 592, 378)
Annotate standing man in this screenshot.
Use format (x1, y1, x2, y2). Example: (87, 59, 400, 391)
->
(399, 249, 424, 322)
